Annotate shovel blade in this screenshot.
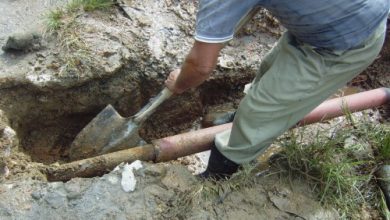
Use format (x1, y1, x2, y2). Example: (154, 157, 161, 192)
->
(69, 104, 143, 160)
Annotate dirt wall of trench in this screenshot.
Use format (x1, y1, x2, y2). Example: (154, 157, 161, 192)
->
(0, 1, 278, 165)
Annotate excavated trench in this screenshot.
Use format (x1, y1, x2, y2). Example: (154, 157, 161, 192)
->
(1, 65, 255, 164)
(0, 1, 283, 170)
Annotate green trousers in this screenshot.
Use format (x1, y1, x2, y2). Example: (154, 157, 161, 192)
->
(215, 18, 387, 164)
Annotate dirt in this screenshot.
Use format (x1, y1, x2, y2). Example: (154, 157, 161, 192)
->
(351, 18, 390, 89)
(0, 0, 388, 219)
(0, 162, 339, 220)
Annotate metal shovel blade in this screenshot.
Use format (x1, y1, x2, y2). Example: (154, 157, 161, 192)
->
(69, 104, 142, 160)
(69, 88, 173, 160)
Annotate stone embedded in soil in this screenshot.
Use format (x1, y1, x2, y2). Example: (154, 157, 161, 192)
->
(2, 32, 42, 52)
(268, 187, 338, 219)
(44, 190, 68, 209)
(161, 165, 197, 192)
(0, 110, 18, 180)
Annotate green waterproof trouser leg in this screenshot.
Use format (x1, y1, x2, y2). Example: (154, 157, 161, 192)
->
(215, 19, 387, 164)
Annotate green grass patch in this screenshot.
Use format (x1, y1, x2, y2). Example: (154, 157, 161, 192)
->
(372, 128, 390, 161)
(273, 118, 390, 219)
(67, 0, 114, 12)
(46, 9, 64, 32)
(45, 0, 114, 32)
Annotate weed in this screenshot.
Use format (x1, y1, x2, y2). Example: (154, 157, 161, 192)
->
(66, 0, 83, 13)
(163, 164, 259, 219)
(380, 190, 390, 220)
(43, 0, 114, 77)
(372, 127, 390, 161)
(45, 0, 114, 33)
(81, 0, 114, 11)
(46, 9, 64, 31)
(66, 0, 114, 12)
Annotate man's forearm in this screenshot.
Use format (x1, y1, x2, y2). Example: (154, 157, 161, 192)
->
(174, 56, 213, 92)
(173, 41, 224, 93)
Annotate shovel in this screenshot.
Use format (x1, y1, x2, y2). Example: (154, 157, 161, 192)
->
(69, 87, 172, 160)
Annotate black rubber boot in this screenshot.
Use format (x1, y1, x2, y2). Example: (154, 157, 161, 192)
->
(199, 144, 239, 180)
(212, 111, 236, 126)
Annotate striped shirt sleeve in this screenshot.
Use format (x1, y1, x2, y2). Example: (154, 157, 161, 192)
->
(195, 0, 260, 43)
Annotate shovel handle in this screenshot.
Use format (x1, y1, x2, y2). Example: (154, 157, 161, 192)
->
(133, 87, 173, 123)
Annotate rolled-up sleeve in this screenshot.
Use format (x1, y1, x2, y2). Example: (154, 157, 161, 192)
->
(195, 0, 260, 43)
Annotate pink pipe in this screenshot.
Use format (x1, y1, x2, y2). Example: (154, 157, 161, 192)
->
(153, 88, 390, 162)
(298, 87, 390, 125)
(153, 123, 231, 162)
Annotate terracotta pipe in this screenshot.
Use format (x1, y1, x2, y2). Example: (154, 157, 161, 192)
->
(47, 88, 390, 181)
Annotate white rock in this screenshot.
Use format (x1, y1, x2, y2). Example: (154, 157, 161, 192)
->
(121, 160, 143, 192)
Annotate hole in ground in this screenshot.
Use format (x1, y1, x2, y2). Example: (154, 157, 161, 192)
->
(14, 76, 250, 165)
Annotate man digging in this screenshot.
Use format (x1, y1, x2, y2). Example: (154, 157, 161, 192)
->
(165, 0, 390, 179)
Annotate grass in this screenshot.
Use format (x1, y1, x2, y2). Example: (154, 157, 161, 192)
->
(44, 0, 114, 76)
(380, 190, 390, 220)
(46, 9, 64, 32)
(45, 0, 114, 32)
(67, 0, 114, 12)
(163, 164, 259, 219)
(272, 111, 390, 219)
(372, 127, 390, 161)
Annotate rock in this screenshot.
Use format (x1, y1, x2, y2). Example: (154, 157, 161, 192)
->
(268, 187, 339, 220)
(44, 191, 68, 209)
(31, 191, 43, 200)
(143, 164, 167, 177)
(121, 161, 143, 192)
(2, 31, 42, 52)
(161, 165, 196, 192)
(0, 110, 18, 180)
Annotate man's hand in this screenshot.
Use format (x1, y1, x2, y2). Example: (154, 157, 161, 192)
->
(165, 69, 185, 94)
(164, 41, 224, 94)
